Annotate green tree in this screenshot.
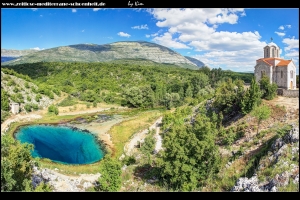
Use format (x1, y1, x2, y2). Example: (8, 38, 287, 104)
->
(48, 104, 59, 115)
(35, 94, 42, 102)
(24, 104, 32, 112)
(1, 134, 33, 191)
(1, 90, 10, 111)
(251, 104, 271, 134)
(33, 182, 52, 192)
(259, 75, 277, 100)
(240, 77, 262, 114)
(123, 85, 154, 108)
(184, 84, 193, 98)
(95, 155, 122, 192)
(140, 130, 156, 155)
(156, 113, 220, 191)
(213, 78, 241, 115)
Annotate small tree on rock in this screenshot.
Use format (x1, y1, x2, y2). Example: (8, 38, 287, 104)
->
(251, 104, 271, 135)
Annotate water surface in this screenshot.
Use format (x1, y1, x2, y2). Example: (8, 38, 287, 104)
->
(15, 124, 104, 165)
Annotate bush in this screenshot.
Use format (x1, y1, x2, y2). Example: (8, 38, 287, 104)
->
(140, 131, 156, 155)
(58, 95, 77, 107)
(95, 155, 122, 192)
(48, 104, 59, 115)
(35, 94, 42, 102)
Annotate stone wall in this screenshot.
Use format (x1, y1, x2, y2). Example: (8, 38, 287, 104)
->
(277, 88, 299, 97)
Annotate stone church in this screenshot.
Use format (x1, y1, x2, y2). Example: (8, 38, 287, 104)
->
(254, 40, 297, 90)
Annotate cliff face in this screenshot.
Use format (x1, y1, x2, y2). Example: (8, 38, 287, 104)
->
(2, 41, 200, 70)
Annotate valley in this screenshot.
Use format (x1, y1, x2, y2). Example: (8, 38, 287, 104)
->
(1, 41, 298, 192)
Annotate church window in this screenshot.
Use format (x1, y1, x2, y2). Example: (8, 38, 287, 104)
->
(290, 71, 293, 78)
(281, 71, 283, 78)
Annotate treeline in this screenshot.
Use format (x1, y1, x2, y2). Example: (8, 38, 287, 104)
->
(2, 62, 253, 110)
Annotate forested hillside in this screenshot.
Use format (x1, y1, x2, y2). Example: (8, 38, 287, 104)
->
(1, 61, 298, 192)
(2, 62, 253, 110)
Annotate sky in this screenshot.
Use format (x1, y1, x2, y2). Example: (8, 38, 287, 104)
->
(1, 8, 299, 74)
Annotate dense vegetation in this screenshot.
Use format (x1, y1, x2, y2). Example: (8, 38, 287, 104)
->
(3, 61, 293, 192)
(2, 62, 253, 110)
(1, 134, 52, 192)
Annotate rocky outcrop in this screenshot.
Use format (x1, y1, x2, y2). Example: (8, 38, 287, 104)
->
(1, 71, 55, 110)
(32, 166, 100, 192)
(2, 41, 199, 70)
(231, 124, 299, 192)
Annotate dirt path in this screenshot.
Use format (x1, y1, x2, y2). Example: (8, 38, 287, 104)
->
(123, 117, 163, 157)
(58, 102, 127, 116)
(1, 113, 43, 134)
(268, 96, 299, 110)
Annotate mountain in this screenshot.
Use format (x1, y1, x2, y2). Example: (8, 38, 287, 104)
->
(2, 41, 200, 70)
(1, 48, 39, 57)
(184, 56, 206, 68)
(1, 49, 39, 63)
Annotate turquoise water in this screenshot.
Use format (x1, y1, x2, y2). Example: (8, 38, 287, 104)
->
(15, 124, 105, 165)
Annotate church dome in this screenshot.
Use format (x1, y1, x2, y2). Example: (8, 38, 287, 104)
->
(266, 42, 279, 48)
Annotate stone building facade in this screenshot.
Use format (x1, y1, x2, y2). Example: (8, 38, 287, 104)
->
(10, 102, 19, 114)
(254, 41, 297, 90)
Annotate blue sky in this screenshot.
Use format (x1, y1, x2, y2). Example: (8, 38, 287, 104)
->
(1, 8, 299, 74)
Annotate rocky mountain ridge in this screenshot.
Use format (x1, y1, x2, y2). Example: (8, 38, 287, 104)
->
(185, 56, 206, 68)
(1, 48, 39, 57)
(2, 41, 204, 70)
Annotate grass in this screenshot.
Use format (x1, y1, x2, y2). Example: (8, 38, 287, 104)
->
(108, 110, 163, 159)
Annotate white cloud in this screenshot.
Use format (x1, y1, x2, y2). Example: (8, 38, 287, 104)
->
(190, 31, 263, 52)
(275, 31, 285, 37)
(31, 8, 37, 11)
(147, 8, 298, 72)
(193, 47, 263, 72)
(281, 37, 299, 69)
(145, 33, 158, 38)
(285, 49, 299, 57)
(93, 8, 101, 11)
(152, 32, 191, 49)
(131, 24, 149, 30)
(148, 8, 249, 49)
(118, 32, 131, 38)
(149, 8, 245, 28)
(81, 30, 85, 32)
(286, 25, 292, 28)
(30, 47, 43, 50)
(282, 37, 299, 51)
(72, 9, 77, 13)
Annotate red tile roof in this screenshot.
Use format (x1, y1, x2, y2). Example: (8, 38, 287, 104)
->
(277, 60, 291, 66)
(256, 58, 291, 67)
